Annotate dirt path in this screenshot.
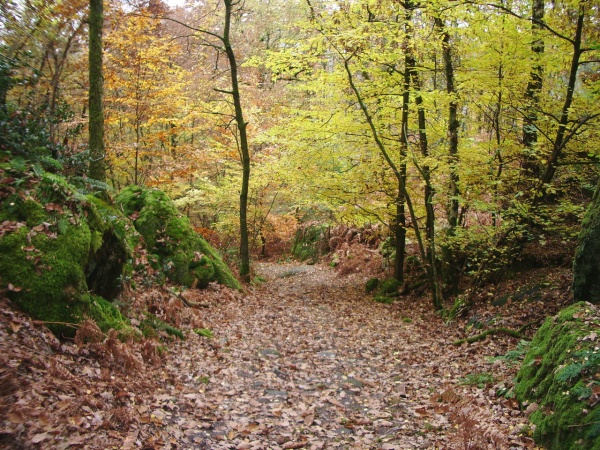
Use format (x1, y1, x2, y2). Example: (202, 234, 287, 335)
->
(142, 263, 529, 449)
(1, 263, 532, 449)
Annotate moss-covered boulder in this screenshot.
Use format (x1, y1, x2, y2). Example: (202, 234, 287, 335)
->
(116, 186, 240, 290)
(0, 169, 131, 337)
(573, 178, 600, 304)
(83, 194, 138, 300)
(515, 302, 600, 449)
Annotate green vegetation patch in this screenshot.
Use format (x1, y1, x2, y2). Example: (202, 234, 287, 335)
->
(291, 223, 329, 263)
(365, 277, 380, 293)
(573, 179, 600, 304)
(459, 371, 496, 388)
(515, 302, 600, 450)
(116, 186, 240, 290)
(141, 313, 184, 340)
(194, 328, 214, 338)
(368, 277, 400, 304)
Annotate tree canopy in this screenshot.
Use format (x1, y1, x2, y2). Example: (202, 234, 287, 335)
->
(1, 0, 599, 294)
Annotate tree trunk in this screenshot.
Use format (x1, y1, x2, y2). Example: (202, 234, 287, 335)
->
(88, 0, 106, 182)
(435, 15, 460, 290)
(223, 0, 251, 282)
(522, 0, 544, 178)
(394, 65, 410, 283)
(538, 4, 584, 189)
(405, 5, 443, 310)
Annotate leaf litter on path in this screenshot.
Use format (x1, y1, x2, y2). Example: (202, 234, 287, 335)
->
(0, 262, 534, 449)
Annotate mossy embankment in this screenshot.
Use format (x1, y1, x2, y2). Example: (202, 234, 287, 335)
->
(0, 167, 133, 337)
(573, 177, 600, 304)
(0, 162, 239, 338)
(515, 302, 600, 449)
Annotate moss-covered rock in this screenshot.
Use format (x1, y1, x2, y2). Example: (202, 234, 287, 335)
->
(573, 178, 600, 304)
(515, 302, 600, 449)
(83, 195, 137, 300)
(116, 186, 240, 290)
(0, 169, 131, 337)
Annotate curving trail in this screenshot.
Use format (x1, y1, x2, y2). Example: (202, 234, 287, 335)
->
(144, 264, 528, 449)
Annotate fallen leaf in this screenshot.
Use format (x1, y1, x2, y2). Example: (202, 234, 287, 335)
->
(31, 433, 50, 444)
(122, 430, 139, 450)
(7, 411, 26, 423)
(282, 442, 306, 449)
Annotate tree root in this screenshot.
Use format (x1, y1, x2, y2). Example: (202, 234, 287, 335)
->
(168, 288, 210, 308)
(453, 327, 529, 345)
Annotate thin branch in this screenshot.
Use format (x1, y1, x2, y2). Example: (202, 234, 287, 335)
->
(473, 2, 574, 44)
(130, 12, 225, 43)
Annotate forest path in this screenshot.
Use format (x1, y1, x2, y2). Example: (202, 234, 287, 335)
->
(148, 263, 527, 449)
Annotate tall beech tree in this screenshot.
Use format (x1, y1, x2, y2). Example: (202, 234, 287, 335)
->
(88, 0, 105, 182)
(162, 0, 252, 281)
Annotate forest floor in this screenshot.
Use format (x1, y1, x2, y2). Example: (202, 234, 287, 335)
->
(1, 262, 573, 449)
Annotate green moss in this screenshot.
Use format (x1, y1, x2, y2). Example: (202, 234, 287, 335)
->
(85, 295, 130, 333)
(365, 277, 380, 293)
(515, 302, 600, 449)
(374, 295, 395, 304)
(0, 195, 46, 226)
(0, 221, 129, 337)
(189, 254, 215, 288)
(141, 314, 184, 340)
(116, 185, 240, 290)
(0, 170, 132, 337)
(379, 278, 401, 296)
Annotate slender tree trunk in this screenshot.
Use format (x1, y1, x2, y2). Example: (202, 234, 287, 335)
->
(223, 0, 251, 282)
(88, 0, 105, 182)
(538, 4, 584, 189)
(343, 57, 430, 295)
(394, 65, 410, 283)
(435, 15, 460, 290)
(405, 4, 443, 309)
(435, 17, 460, 231)
(522, 0, 544, 178)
